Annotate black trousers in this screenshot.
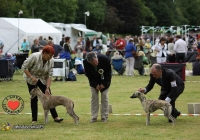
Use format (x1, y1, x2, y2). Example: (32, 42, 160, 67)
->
(158, 84, 184, 117)
(175, 53, 185, 63)
(27, 80, 58, 121)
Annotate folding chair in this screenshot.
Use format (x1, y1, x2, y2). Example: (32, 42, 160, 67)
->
(111, 58, 125, 75)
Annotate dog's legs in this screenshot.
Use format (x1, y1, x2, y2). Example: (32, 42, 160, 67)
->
(66, 102, 79, 125)
(44, 109, 49, 124)
(146, 112, 150, 126)
(163, 105, 176, 126)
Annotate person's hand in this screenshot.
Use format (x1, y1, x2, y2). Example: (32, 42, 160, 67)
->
(99, 84, 105, 90)
(96, 85, 100, 91)
(138, 87, 145, 93)
(31, 76, 38, 84)
(45, 88, 51, 95)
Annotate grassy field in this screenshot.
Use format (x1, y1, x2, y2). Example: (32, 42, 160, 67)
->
(0, 65, 200, 140)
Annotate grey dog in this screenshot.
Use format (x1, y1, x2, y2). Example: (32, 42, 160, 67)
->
(30, 88, 79, 125)
(130, 91, 176, 126)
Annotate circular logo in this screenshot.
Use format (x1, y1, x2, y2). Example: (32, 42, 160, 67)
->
(2, 95, 24, 114)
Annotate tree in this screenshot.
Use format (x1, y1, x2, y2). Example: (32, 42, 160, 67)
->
(0, 0, 29, 18)
(106, 0, 150, 34)
(23, 0, 78, 23)
(176, 0, 200, 25)
(75, 0, 106, 30)
(98, 6, 124, 33)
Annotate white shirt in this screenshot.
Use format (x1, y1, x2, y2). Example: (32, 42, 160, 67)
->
(174, 39, 187, 54)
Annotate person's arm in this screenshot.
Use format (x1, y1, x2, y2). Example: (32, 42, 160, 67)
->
(141, 74, 155, 94)
(101, 58, 112, 90)
(45, 60, 54, 95)
(165, 72, 178, 101)
(45, 77, 52, 95)
(21, 54, 38, 83)
(83, 60, 99, 88)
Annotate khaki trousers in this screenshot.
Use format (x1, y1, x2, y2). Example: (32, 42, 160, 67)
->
(90, 87, 109, 119)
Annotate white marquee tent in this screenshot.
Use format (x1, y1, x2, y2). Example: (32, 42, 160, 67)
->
(0, 17, 62, 54)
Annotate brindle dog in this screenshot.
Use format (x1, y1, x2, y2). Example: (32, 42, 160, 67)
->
(130, 91, 175, 126)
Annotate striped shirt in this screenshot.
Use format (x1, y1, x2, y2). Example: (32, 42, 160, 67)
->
(21, 52, 54, 85)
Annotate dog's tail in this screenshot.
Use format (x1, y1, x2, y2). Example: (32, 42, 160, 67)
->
(67, 100, 79, 124)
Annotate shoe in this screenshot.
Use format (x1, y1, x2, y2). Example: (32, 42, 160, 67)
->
(32, 121, 37, 124)
(176, 111, 181, 118)
(54, 78, 58, 81)
(169, 111, 181, 123)
(59, 78, 63, 81)
(90, 118, 97, 123)
(54, 118, 63, 123)
(101, 118, 107, 122)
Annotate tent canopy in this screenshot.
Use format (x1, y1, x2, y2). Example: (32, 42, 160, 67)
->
(0, 17, 62, 54)
(72, 27, 97, 37)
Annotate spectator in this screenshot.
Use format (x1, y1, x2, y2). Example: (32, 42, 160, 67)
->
(63, 37, 72, 55)
(85, 37, 92, 52)
(92, 44, 101, 54)
(46, 40, 63, 58)
(152, 37, 170, 63)
(144, 39, 152, 64)
(39, 36, 47, 47)
(0, 39, 4, 54)
(167, 37, 175, 63)
(74, 40, 84, 59)
(125, 38, 137, 76)
(31, 39, 43, 53)
(60, 34, 65, 47)
(21, 39, 29, 52)
(91, 35, 99, 50)
(174, 35, 187, 63)
(137, 50, 148, 75)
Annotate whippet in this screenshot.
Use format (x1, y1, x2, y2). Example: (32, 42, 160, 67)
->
(130, 91, 176, 126)
(30, 88, 79, 125)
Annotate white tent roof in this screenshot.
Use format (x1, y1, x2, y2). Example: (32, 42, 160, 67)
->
(2, 18, 62, 35)
(0, 17, 62, 53)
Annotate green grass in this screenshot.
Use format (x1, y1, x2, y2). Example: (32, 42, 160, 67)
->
(0, 65, 200, 140)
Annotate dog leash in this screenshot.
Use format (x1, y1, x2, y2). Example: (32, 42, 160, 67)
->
(147, 94, 153, 100)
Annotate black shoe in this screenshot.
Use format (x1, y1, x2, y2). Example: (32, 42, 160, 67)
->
(176, 111, 181, 118)
(59, 78, 63, 81)
(54, 78, 58, 81)
(168, 119, 172, 123)
(54, 118, 63, 123)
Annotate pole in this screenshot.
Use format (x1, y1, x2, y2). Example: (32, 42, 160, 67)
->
(18, 14, 20, 53)
(85, 15, 86, 26)
(153, 26, 155, 45)
(141, 25, 143, 38)
(185, 25, 187, 44)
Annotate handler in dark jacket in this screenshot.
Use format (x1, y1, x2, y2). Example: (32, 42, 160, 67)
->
(138, 63, 184, 122)
(83, 52, 112, 123)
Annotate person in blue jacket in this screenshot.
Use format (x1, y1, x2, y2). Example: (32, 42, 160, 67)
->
(125, 38, 137, 76)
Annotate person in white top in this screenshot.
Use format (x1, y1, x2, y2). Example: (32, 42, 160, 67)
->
(174, 35, 187, 63)
(167, 37, 175, 63)
(152, 37, 171, 63)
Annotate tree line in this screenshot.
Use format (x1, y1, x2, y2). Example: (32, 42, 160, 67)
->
(1, 0, 200, 35)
